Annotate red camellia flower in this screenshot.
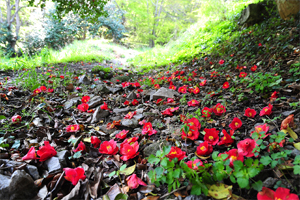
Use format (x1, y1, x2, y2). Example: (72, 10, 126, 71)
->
(251, 65, 257, 72)
(99, 139, 119, 155)
(154, 84, 160, 89)
(33, 88, 42, 94)
(74, 141, 86, 152)
(222, 82, 229, 89)
(229, 117, 242, 131)
(131, 99, 139, 106)
(212, 103, 226, 116)
(156, 98, 163, 104)
(222, 149, 244, 168)
(196, 141, 213, 156)
(259, 104, 273, 116)
(116, 130, 129, 139)
(81, 96, 90, 103)
(166, 146, 187, 161)
(11, 115, 22, 123)
(244, 108, 256, 118)
(258, 43, 262, 47)
(40, 86, 47, 92)
(122, 137, 139, 145)
(179, 114, 187, 122)
(169, 85, 176, 90)
(63, 167, 86, 186)
(186, 118, 201, 130)
(237, 138, 257, 157)
(199, 80, 207, 86)
(219, 59, 225, 65)
(203, 128, 219, 145)
(66, 124, 80, 132)
(124, 100, 130, 106)
(182, 125, 199, 140)
(100, 102, 109, 110)
(124, 111, 137, 119)
(251, 124, 271, 139)
(218, 129, 234, 146)
(22, 147, 38, 160)
(257, 187, 299, 200)
(142, 122, 157, 136)
(193, 86, 200, 94)
(37, 141, 57, 162)
(47, 88, 54, 93)
(126, 174, 147, 189)
(78, 103, 89, 112)
(202, 107, 212, 118)
(60, 75, 64, 79)
(204, 57, 208, 61)
(167, 98, 174, 103)
(91, 136, 101, 148)
(270, 91, 278, 100)
(178, 86, 187, 94)
(120, 141, 139, 161)
(186, 159, 203, 170)
(239, 72, 247, 78)
(187, 99, 200, 107)
(162, 107, 179, 116)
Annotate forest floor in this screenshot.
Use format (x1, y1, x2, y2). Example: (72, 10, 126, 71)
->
(0, 15, 300, 200)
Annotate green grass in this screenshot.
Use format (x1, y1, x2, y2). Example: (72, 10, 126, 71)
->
(129, 0, 263, 69)
(0, 39, 131, 70)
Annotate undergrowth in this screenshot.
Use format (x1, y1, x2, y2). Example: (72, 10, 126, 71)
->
(128, 0, 282, 70)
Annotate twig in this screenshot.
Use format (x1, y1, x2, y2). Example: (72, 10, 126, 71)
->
(159, 186, 187, 199)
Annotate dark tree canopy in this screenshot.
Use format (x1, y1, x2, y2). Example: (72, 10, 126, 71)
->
(28, 0, 109, 22)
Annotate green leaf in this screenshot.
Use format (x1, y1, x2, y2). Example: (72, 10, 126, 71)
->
(260, 156, 272, 166)
(252, 180, 263, 191)
(73, 151, 82, 159)
(191, 184, 201, 195)
(293, 155, 300, 165)
(120, 164, 127, 171)
(245, 158, 253, 167)
(114, 193, 128, 200)
(109, 171, 116, 177)
(293, 165, 300, 175)
(220, 153, 228, 160)
(237, 177, 249, 188)
(0, 115, 6, 120)
(248, 167, 260, 178)
(163, 146, 171, 156)
(155, 167, 164, 178)
(233, 160, 244, 171)
(120, 164, 136, 176)
(271, 160, 278, 168)
(156, 150, 163, 158)
(230, 174, 236, 183)
(173, 168, 181, 178)
(148, 154, 160, 165)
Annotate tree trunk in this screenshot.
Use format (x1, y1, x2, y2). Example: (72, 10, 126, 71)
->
(276, 0, 300, 20)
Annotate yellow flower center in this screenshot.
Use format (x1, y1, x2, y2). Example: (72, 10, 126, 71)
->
(249, 112, 252, 116)
(188, 131, 193, 136)
(235, 122, 239, 127)
(107, 145, 112, 151)
(71, 126, 75, 130)
(231, 156, 237, 161)
(264, 108, 268, 112)
(209, 136, 214, 140)
(200, 146, 206, 151)
(170, 151, 177, 155)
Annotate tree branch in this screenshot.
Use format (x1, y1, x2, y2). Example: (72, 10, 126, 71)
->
(10, 0, 25, 24)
